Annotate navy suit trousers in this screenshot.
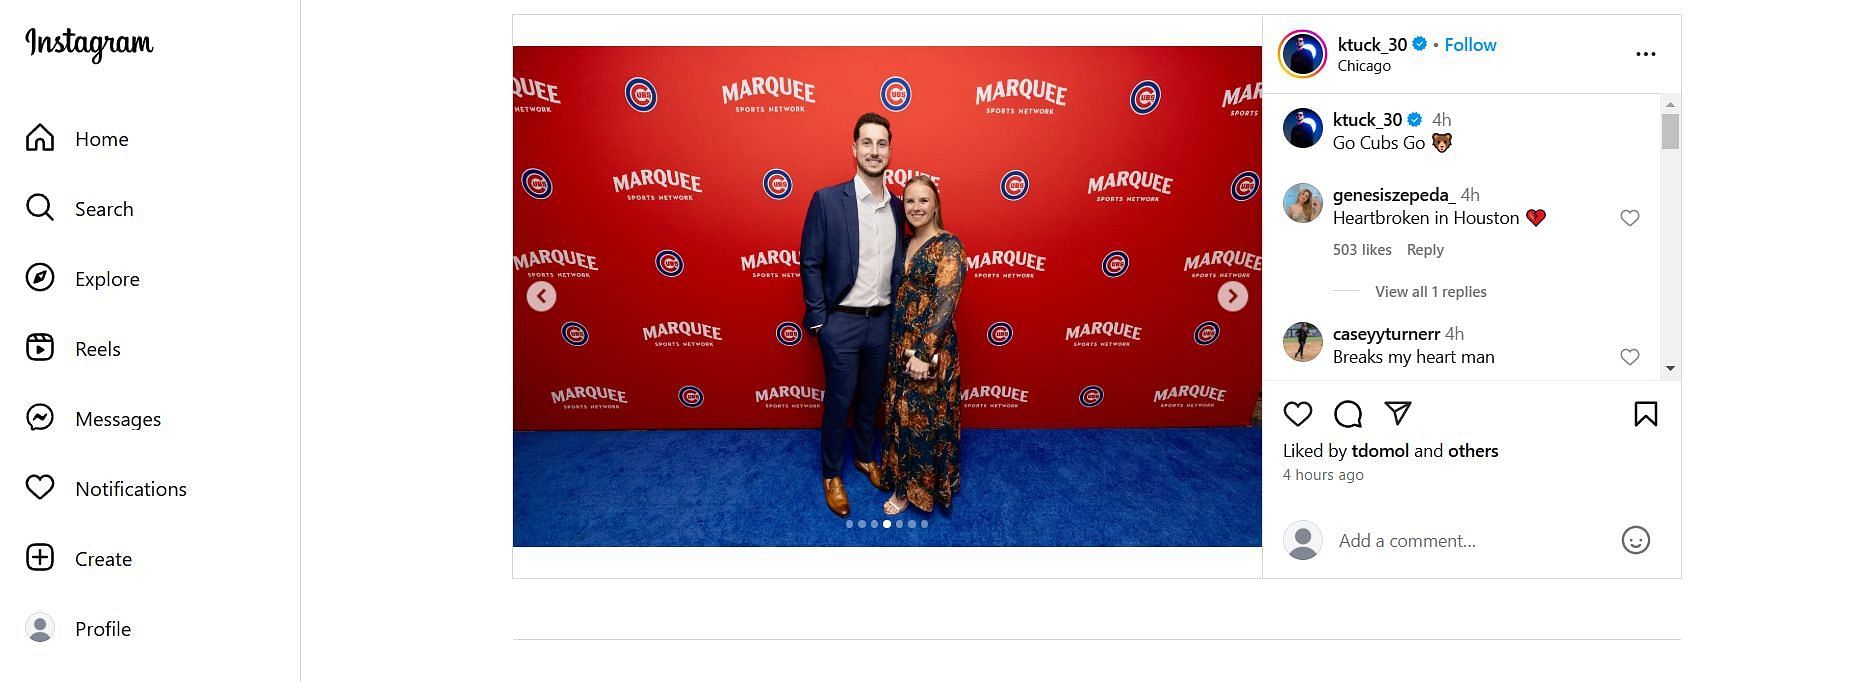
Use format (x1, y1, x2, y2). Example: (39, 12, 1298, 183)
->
(818, 310, 892, 477)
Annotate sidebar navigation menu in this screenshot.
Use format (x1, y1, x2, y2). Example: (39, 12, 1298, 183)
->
(5, 3, 299, 677)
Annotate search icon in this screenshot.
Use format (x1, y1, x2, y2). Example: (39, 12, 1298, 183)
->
(26, 193, 54, 221)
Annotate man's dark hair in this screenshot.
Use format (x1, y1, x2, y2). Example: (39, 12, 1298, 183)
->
(853, 112, 891, 142)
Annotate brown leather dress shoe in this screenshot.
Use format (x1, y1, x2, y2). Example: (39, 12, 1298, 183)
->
(855, 459, 887, 491)
(823, 477, 850, 517)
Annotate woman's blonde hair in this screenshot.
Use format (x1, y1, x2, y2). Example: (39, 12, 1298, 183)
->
(903, 175, 944, 233)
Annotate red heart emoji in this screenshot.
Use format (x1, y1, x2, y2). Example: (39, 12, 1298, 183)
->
(1526, 209, 1547, 226)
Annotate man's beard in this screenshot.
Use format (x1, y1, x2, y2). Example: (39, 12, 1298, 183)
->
(858, 160, 885, 178)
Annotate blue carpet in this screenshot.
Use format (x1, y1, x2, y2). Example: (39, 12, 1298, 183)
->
(514, 427, 1260, 547)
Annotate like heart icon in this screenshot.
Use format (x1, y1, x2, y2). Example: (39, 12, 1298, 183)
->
(26, 474, 54, 500)
(1526, 209, 1547, 226)
(1283, 401, 1313, 426)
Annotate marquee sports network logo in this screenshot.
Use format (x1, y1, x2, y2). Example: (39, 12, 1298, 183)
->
(514, 76, 559, 113)
(986, 321, 1015, 347)
(740, 249, 799, 279)
(1231, 171, 1261, 201)
(1194, 321, 1222, 346)
(966, 248, 1046, 280)
(754, 384, 824, 409)
(561, 321, 590, 347)
(625, 76, 658, 112)
(521, 168, 553, 199)
(962, 384, 1030, 409)
(678, 385, 706, 408)
(1088, 170, 1174, 203)
(1065, 321, 1143, 348)
(549, 385, 629, 411)
(1102, 250, 1131, 278)
(1183, 248, 1262, 279)
(514, 248, 599, 279)
(1000, 170, 1030, 201)
(1153, 384, 1229, 408)
(775, 321, 804, 347)
(880, 76, 912, 112)
(654, 249, 685, 277)
(977, 78, 1068, 115)
(763, 168, 793, 200)
(1130, 80, 1161, 115)
(642, 321, 723, 348)
(1079, 385, 1105, 408)
(722, 75, 817, 112)
(1221, 81, 1262, 115)
(612, 168, 702, 200)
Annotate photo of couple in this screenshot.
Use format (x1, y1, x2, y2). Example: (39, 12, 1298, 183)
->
(512, 44, 1261, 548)
(803, 112, 968, 519)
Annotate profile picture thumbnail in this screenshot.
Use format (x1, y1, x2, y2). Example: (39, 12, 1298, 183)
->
(1284, 520, 1323, 560)
(1283, 108, 1323, 148)
(1280, 30, 1327, 78)
(1283, 183, 1323, 223)
(1283, 321, 1323, 362)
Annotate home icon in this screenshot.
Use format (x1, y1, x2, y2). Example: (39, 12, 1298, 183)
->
(26, 123, 54, 151)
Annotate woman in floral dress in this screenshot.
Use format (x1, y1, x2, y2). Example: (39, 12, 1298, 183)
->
(882, 176, 966, 515)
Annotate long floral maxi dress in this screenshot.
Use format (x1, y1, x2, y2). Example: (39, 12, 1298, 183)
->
(883, 231, 966, 512)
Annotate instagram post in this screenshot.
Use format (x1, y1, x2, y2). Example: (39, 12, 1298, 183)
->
(512, 22, 1262, 555)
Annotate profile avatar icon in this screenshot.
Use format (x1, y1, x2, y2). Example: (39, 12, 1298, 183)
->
(1283, 108, 1324, 148)
(1284, 321, 1323, 362)
(1280, 30, 1327, 78)
(1284, 520, 1323, 560)
(1284, 182, 1323, 224)
(27, 612, 54, 642)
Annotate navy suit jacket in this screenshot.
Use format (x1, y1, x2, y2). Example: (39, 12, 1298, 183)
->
(800, 179, 908, 330)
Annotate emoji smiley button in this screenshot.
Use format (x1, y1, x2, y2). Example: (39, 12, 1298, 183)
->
(1622, 526, 1651, 555)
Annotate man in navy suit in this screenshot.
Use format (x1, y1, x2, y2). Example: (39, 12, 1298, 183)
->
(800, 112, 908, 517)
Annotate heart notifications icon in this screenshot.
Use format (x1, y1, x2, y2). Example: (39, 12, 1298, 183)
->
(26, 474, 54, 499)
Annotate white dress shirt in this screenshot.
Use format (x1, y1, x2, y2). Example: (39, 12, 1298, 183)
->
(839, 173, 896, 308)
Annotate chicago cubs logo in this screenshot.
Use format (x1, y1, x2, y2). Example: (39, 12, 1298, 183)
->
(1102, 250, 1131, 278)
(1079, 385, 1105, 408)
(1000, 170, 1030, 201)
(678, 385, 706, 408)
(1194, 321, 1221, 346)
(986, 321, 1015, 347)
(776, 321, 803, 347)
(561, 321, 590, 347)
(625, 76, 658, 112)
(1130, 80, 1161, 115)
(654, 249, 685, 277)
(1230, 171, 1261, 202)
(880, 76, 912, 112)
(763, 168, 793, 200)
(520, 168, 552, 199)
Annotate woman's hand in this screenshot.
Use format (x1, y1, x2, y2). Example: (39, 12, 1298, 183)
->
(906, 355, 932, 380)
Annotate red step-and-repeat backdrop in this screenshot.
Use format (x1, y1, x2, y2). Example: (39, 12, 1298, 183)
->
(515, 46, 1262, 430)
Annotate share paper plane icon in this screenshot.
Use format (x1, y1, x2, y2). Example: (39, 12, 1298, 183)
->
(1385, 401, 1412, 425)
